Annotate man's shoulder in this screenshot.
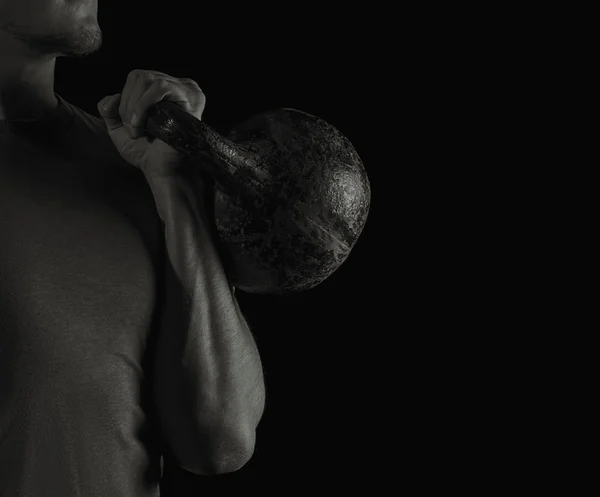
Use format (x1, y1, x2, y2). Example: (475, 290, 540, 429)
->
(59, 96, 107, 136)
(58, 95, 130, 169)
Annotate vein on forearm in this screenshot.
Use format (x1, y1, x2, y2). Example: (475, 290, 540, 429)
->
(149, 170, 265, 429)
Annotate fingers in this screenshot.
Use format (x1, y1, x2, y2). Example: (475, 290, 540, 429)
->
(97, 93, 123, 130)
(116, 69, 206, 140)
(131, 80, 189, 139)
(119, 71, 147, 135)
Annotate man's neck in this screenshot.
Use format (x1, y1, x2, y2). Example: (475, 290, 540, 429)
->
(0, 52, 58, 122)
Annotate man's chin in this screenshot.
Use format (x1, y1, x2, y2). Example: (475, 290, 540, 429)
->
(59, 25, 102, 57)
(5, 20, 104, 59)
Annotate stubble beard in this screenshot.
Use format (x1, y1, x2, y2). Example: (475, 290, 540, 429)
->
(1, 20, 103, 58)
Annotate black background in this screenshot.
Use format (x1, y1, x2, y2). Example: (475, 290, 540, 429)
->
(55, 2, 385, 491)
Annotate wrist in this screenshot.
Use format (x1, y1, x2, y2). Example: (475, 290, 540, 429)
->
(146, 162, 210, 213)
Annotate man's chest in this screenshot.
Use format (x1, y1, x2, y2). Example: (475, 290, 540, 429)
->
(0, 140, 164, 364)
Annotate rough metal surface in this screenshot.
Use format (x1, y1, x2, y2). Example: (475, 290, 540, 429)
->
(146, 102, 371, 294)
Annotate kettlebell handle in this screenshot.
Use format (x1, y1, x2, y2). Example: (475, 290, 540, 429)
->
(145, 101, 264, 200)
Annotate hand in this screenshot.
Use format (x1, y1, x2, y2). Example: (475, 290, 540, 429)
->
(97, 69, 206, 178)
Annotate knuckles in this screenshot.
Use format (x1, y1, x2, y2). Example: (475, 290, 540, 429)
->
(127, 68, 153, 81)
(125, 70, 202, 92)
(120, 70, 205, 129)
(181, 77, 202, 90)
(154, 78, 171, 90)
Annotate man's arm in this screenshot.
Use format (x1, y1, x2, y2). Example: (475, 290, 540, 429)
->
(146, 166, 266, 476)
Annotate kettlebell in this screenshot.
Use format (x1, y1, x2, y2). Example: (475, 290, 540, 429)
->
(145, 101, 370, 294)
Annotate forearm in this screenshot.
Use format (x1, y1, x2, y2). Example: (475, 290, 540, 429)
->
(146, 167, 265, 473)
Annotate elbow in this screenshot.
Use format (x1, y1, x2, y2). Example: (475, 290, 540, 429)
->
(205, 431, 256, 475)
(177, 423, 257, 476)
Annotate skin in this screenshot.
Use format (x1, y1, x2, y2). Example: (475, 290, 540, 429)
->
(0, 0, 102, 120)
(98, 70, 206, 177)
(0, 0, 203, 175)
(0, 0, 265, 475)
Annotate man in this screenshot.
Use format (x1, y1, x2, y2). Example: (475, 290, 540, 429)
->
(0, 0, 266, 495)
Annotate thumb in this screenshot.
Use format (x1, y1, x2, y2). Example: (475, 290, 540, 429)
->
(97, 93, 123, 131)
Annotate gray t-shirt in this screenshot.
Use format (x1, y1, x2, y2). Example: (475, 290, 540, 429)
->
(0, 94, 167, 496)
